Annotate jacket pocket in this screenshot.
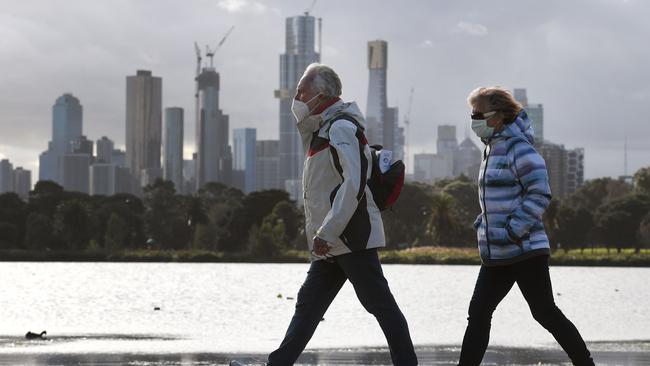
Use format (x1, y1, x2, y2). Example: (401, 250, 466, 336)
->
(487, 227, 512, 246)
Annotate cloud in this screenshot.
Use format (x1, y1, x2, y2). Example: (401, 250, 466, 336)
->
(217, 0, 267, 14)
(419, 39, 434, 48)
(453, 21, 488, 36)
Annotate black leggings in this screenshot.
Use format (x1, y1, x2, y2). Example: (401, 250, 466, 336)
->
(458, 255, 594, 366)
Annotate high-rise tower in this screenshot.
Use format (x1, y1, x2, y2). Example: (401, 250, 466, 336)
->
(366, 40, 388, 145)
(125, 70, 162, 185)
(276, 13, 321, 189)
(195, 66, 231, 190)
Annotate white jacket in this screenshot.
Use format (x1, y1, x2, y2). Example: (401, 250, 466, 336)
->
(299, 100, 386, 259)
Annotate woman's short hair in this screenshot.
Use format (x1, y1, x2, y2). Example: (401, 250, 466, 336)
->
(302, 63, 342, 97)
(467, 87, 522, 124)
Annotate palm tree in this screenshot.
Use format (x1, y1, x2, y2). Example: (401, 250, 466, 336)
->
(427, 193, 458, 246)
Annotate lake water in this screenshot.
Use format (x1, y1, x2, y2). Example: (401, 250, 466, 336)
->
(0, 262, 648, 358)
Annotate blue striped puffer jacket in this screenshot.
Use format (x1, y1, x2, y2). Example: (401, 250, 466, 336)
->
(474, 110, 552, 265)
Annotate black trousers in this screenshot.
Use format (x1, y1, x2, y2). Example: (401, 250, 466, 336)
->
(458, 254, 594, 366)
(268, 248, 418, 366)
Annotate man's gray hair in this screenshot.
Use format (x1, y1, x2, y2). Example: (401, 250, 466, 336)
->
(302, 63, 342, 97)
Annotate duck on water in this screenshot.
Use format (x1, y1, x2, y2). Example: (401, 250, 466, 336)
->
(25, 331, 46, 340)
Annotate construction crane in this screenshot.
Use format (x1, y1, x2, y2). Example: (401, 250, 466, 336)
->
(194, 26, 234, 159)
(306, 0, 317, 15)
(206, 26, 235, 68)
(403, 87, 414, 172)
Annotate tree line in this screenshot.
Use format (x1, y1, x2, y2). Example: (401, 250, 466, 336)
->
(1, 166, 649, 256)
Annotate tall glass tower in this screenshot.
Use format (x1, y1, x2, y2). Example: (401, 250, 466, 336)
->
(163, 107, 184, 192)
(277, 13, 320, 189)
(39, 93, 83, 183)
(195, 67, 231, 190)
(366, 40, 388, 146)
(125, 70, 162, 185)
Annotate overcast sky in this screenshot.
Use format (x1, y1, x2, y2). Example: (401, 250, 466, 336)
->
(1, 0, 648, 179)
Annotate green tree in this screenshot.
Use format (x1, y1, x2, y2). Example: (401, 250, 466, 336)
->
(209, 201, 241, 251)
(441, 180, 480, 245)
(53, 199, 92, 251)
(93, 194, 145, 249)
(183, 195, 208, 249)
(543, 199, 561, 251)
(568, 178, 632, 212)
(0, 193, 27, 249)
(595, 193, 650, 252)
(143, 179, 189, 249)
(634, 166, 650, 195)
(382, 183, 432, 248)
(249, 215, 287, 258)
(193, 223, 217, 250)
(269, 201, 301, 243)
(555, 205, 593, 252)
(28, 180, 65, 217)
(104, 213, 129, 251)
(638, 212, 650, 253)
(24, 213, 54, 250)
(427, 193, 460, 246)
(223, 189, 290, 252)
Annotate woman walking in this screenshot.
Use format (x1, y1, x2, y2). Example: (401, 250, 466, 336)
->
(458, 87, 594, 366)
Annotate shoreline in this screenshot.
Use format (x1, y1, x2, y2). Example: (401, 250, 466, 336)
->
(1, 247, 650, 267)
(1, 342, 649, 365)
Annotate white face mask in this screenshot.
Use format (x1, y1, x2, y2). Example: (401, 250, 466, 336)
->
(471, 111, 497, 139)
(291, 93, 322, 122)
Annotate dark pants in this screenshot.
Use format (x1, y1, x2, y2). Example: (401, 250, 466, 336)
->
(458, 255, 594, 366)
(268, 248, 418, 366)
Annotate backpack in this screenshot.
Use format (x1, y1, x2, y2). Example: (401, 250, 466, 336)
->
(326, 114, 405, 211)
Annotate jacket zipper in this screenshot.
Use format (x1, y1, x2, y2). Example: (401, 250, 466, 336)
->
(482, 144, 491, 259)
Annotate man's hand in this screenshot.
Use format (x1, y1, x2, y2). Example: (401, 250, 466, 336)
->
(313, 236, 331, 256)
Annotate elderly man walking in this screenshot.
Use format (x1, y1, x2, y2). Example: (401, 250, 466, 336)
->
(232, 63, 418, 366)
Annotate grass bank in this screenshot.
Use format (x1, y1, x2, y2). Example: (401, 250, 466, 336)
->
(1, 247, 649, 266)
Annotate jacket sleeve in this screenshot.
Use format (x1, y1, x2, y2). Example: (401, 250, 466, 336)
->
(506, 141, 552, 241)
(315, 120, 367, 244)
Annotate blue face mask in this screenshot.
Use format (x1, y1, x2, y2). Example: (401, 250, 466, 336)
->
(471, 111, 497, 139)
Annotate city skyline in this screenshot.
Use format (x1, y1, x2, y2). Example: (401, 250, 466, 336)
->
(1, 0, 649, 181)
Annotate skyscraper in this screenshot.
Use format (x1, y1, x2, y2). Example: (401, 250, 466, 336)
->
(0, 159, 14, 193)
(39, 93, 83, 183)
(437, 125, 457, 177)
(277, 13, 321, 189)
(90, 163, 116, 196)
(413, 153, 449, 184)
(513, 88, 528, 107)
(567, 147, 585, 196)
(60, 153, 91, 193)
(69, 135, 94, 156)
(366, 40, 388, 145)
(13, 167, 31, 199)
(513, 88, 543, 144)
(126, 70, 162, 186)
(256, 140, 280, 191)
(538, 142, 567, 199)
(52, 94, 82, 155)
(163, 107, 184, 192)
(195, 66, 231, 190)
(111, 149, 127, 168)
(455, 137, 482, 181)
(233, 128, 257, 193)
(383, 106, 398, 151)
(96, 136, 114, 164)
(527, 103, 544, 144)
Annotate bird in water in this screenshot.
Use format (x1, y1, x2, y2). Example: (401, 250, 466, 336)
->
(25, 331, 47, 340)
